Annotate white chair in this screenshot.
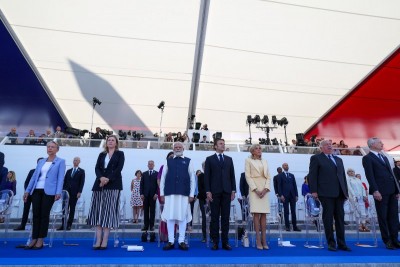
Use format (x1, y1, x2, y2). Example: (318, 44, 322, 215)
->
(74, 197, 85, 229)
(0, 189, 14, 244)
(230, 204, 239, 247)
(304, 194, 324, 249)
(12, 197, 21, 219)
(113, 197, 126, 247)
(49, 190, 70, 247)
(354, 196, 378, 247)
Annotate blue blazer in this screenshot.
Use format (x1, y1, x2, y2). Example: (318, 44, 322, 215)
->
(26, 157, 66, 196)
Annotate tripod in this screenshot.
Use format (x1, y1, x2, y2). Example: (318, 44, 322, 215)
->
(89, 100, 99, 147)
(159, 105, 165, 141)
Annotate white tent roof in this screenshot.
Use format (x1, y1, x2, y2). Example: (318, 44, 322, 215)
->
(1, 0, 400, 142)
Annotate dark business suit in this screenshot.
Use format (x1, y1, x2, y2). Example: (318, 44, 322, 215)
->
(18, 169, 35, 228)
(308, 153, 348, 248)
(393, 166, 400, 184)
(197, 172, 207, 239)
(204, 153, 236, 245)
(239, 172, 249, 221)
(62, 167, 85, 227)
(363, 152, 399, 245)
(278, 172, 299, 229)
(0, 151, 4, 169)
(140, 169, 158, 230)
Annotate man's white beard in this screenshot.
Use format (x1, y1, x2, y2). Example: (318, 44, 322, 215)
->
(174, 151, 183, 157)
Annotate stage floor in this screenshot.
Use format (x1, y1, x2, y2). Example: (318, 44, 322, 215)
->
(1, 238, 400, 267)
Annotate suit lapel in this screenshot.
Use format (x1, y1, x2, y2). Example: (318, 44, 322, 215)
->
(48, 157, 58, 172)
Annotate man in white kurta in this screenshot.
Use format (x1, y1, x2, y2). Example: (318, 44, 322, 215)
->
(160, 142, 195, 250)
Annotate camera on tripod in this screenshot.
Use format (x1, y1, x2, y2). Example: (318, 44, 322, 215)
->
(93, 97, 102, 106)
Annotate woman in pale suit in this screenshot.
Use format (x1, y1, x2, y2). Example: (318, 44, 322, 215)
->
(245, 144, 271, 250)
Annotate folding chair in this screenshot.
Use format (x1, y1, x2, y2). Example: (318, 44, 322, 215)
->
(230, 204, 239, 247)
(113, 197, 126, 247)
(0, 189, 14, 244)
(354, 196, 378, 247)
(74, 197, 85, 229)
(49, 190, 70, 247)
(304, 194, 324, 248)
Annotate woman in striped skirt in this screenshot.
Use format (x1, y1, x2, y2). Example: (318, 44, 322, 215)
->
(87, 135, 125, 249)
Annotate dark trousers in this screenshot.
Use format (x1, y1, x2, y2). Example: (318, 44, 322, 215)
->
(210, 192, 231, 245)
(198, 198, 207, 238)
(143, 196, 156, 230)
(189, 197, 196, 226)
(31, 189, 55, 239)
(374, 193, 399, 244)
(319, 196, 346, 247)
(283, 197, 298, 228)
(20, 195, 32, 227)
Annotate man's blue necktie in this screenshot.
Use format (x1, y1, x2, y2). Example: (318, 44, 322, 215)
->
(328, 154, 336, 166)
(218, 154, 223, 163)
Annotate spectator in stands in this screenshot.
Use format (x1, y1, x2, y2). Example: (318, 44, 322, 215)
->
(23, 129, 37, 145)
(14, 158, 44, 231)
(91, 127, 104, 147)
(164, 132, 174, 142)
(340, 145, 351, 155)
(24, 141, 66, 249)
(273, 167, 282, 198)
(200, 135, 208, 143)
(393, 158, 400, 184)
(53, 126, 65, 139)
(35, 134, 47, 145)
(238, 172, 249, 222)
(353, 146, 363, 156)
(201, 124, 208, 131)
(174, 132, 184, 142)
(87, 135, 124, 250)
(6, 127, 18, 144)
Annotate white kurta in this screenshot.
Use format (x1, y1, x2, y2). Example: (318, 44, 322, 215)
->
(160, 156, 195, 222)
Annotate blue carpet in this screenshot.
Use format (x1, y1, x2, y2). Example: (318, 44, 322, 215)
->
(1, 238, 400, 265)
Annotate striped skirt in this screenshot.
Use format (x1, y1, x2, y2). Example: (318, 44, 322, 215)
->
(87, 189, 120, 228)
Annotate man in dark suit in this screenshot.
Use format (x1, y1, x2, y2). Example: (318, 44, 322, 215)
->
(58, 157, 85, 230)
(14, 157, 44, 231)
(238, 172, 249, 222)
(204, 138, 236, 250)
(273, 167, 282, 197)
(278, 163, 301, 232)
(362, 137, 400, 250)
(309, 139, 351, 252)
(140, 160, 158, 232)
(0, 151, 4, 169)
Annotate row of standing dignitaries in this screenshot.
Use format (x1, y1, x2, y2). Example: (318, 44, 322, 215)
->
(309, 138, 400, 252)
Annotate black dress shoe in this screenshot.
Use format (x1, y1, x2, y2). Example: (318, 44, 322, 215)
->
(178, 242, 189, 251)
(141, 227, 148, 231)
(222, 243, 232, 251)
(66, 226, 71, 231)
(32, 245, 44, 250)
(93, 246, 100, 250)
(391, 241, 400, 248)
(56, 226, 64, 231)
(163, 242, 175, 250)
(338, 246, 352, 251)
(211, 243, 218, 250)
(386, 241, 396, 250)
(327, 245, 337, 251)
(285, 227, 291, 232)
(293, 227, 302, 232)
(14, 225, 25, 231)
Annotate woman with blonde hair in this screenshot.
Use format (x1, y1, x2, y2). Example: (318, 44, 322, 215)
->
(245, 144, 271, 250)
(87, 135, 125, 249)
